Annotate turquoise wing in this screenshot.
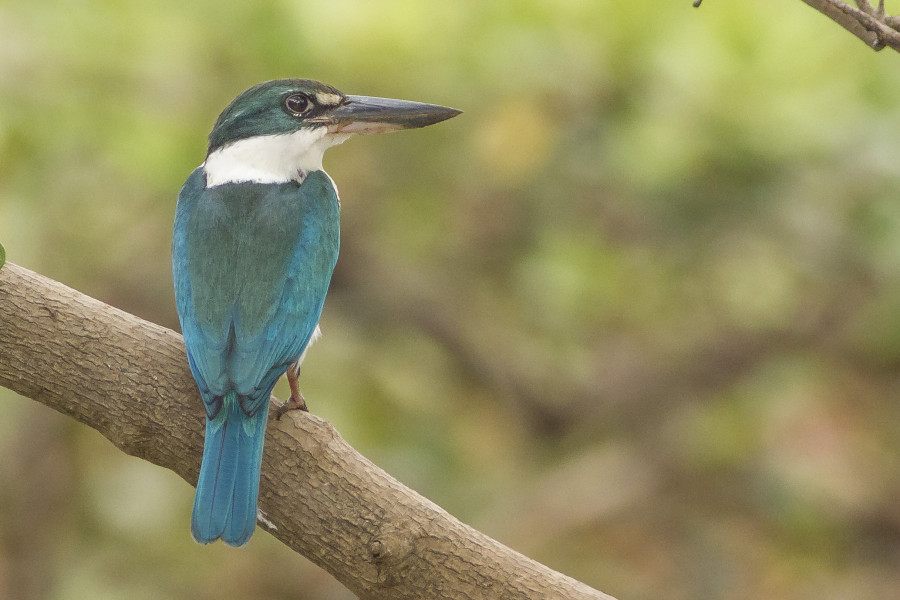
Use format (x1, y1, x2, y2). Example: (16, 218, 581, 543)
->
(173, 169, 340, 418)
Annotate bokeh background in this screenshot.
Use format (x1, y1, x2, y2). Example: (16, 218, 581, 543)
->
(2, 1, 900, 599)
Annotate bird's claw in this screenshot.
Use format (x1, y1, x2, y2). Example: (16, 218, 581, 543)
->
(275, 393, 308, 420)
(276, 361, 309, 419)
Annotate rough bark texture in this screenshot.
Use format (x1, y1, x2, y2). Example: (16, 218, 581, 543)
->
(0, 261, 614, 600)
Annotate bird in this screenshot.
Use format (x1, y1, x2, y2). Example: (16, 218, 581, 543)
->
(172, 79, 460, 546)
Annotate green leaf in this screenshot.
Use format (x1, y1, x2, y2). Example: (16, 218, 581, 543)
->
(0, 241, 5, 269)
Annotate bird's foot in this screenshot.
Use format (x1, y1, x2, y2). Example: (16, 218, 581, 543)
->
(274, 393, 308, 419)
(275, 365, 309, 419)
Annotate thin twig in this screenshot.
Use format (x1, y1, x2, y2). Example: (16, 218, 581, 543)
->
(801, 0, 900, 51)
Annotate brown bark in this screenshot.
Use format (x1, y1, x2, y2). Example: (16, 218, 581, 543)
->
(0, 261, 614, 600)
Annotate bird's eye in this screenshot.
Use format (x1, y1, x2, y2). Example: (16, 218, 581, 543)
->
(284, 93, 313, 116)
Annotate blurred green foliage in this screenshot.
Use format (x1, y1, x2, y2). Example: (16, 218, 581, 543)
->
(2, 1, 900, 599)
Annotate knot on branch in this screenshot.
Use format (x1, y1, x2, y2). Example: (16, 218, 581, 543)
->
(368, 523, 421, 585)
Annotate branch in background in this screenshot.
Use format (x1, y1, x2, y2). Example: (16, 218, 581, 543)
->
(0, 261, 612, 600)
(695, 0, 900, 52)
(799, 0, 900, 51)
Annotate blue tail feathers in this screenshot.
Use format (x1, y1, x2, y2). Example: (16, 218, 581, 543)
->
(191, 390, 268, 546)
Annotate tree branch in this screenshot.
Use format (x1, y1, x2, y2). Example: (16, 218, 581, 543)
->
(798, 0, 900, 51)
(0, 261, 613, 600)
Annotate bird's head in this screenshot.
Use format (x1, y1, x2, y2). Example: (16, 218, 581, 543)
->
(203, 79, 460, 187)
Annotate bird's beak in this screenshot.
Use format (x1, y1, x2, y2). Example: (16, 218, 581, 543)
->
(316, 95, 462, 135)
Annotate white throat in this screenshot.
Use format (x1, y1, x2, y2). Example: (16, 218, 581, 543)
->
(203, 128, 351, 188)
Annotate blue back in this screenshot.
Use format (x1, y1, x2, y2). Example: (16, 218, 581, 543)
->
(172, 168, 339, 545)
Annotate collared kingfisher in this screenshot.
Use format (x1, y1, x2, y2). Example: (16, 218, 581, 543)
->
(172, 79, 460, 546)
